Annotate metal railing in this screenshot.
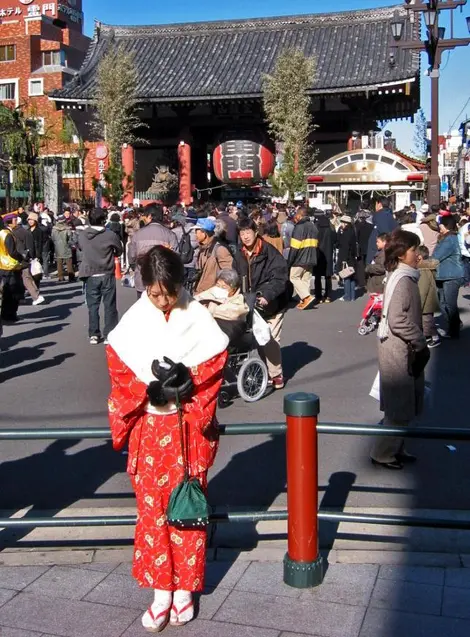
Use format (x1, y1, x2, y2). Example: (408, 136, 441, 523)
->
(2, 393, 470, 588)
(1, 420, 470, 531)
(3, 422, 470, 441)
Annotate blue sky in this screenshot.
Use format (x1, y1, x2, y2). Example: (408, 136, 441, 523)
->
(82, 0, 470, 154)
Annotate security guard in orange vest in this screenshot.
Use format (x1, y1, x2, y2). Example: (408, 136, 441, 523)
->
(0, 211, 24, 322)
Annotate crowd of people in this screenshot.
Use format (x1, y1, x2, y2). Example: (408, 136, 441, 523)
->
(1, 196, 469, 350)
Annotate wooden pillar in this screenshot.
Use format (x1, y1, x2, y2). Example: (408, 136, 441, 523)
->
(178, 136, 192, 206)
(121, 144, 135, 205)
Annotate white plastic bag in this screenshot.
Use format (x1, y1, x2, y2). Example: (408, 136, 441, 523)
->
(122, 271, 135, 289)
(252, 309, 271, 346)
(369, 371, 380, 401)
(30, 258, 43, 277)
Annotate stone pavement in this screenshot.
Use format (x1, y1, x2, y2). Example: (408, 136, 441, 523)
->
(1, 550, 470, 637)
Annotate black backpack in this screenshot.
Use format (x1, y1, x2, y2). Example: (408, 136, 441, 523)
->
(178, 228, 194, 265)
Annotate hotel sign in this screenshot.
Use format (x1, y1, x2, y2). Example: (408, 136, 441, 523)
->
(0, 0, 82, 22)
(0, 2, 56, 17)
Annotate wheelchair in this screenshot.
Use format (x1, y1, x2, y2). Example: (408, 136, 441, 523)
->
(218, 328, 269, 408)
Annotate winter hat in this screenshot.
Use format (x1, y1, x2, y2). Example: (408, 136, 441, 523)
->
(28, 212, 39, 222)
(2, 211, 18, 222)
(171, 211, 187, 225)
(192, 218, 216, 233)
(340, 215, 353, 224)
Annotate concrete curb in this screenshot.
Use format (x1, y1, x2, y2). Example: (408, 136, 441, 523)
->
(0, 545, 468, 568)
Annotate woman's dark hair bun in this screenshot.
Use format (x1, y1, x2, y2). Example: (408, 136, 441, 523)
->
(138, 245, 185, 294)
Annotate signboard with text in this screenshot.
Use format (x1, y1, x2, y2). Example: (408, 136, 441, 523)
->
(0, 0, 83, 25)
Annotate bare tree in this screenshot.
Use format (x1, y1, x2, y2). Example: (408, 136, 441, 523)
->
(413, 107, 428, 160)
(92, 45, 147, 165)
(92, 44, 147, 203)
(263, 49, 317, 199)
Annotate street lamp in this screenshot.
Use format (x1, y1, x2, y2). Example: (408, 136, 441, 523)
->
(390, 11, 405, 40)
(423, 6, 438, 28)
(389, 0, 470, 205)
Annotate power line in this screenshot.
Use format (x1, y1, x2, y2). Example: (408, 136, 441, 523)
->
(447, 96, 470, 134)
(440, 50, 451, 72)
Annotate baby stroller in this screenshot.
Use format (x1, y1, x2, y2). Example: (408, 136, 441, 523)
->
(218, 327, 269, 407)
(358, 293, 383, 336)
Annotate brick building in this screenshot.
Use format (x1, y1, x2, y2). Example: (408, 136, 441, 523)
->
(0, 0, 89, 204)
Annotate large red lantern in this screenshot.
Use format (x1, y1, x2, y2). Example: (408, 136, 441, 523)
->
(213, 139, 275, 184)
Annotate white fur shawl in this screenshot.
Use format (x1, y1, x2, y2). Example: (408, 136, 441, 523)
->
(107, 289, 229, 386)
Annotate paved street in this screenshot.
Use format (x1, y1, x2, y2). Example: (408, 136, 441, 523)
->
(0, 279, 470, 540)
(2, 552, 470, 637)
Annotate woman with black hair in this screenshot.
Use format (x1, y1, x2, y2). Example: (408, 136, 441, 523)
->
(262, 219, 284, 254)
(433, 215, 465, 338)
(370, 230, 429, 470)
(106, 246, 228, 632)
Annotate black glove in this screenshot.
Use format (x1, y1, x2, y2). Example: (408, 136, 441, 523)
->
(146, 380, 168, 407)
(152, 357, 193, 401)
(408, 345, 430, 378)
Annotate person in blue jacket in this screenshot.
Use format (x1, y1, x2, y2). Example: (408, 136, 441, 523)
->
(433, 215, 465, 339)
(366, 197, 398, 264)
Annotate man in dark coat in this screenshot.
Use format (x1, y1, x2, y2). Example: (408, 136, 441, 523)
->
(365, 233, 388, 293)
(78, 208, 123, 345)
(215, 202, 238, 246)
(313, 213, 336, 303)
(14, 216, 44, 305)
(355, 211, 374, 288)
(366, 197, 397, 264)
(336, 215, 358, 302)
(234, 217, 291, 389)
(288, 207, 318, 310)
(128, 204, 179, 297)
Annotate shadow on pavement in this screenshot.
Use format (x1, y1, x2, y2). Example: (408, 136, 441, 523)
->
(43, 291, 84, 304)
(287, 355, 377, 390)
(18, 301, 83, 324)
(207, 434, 286, 552)
(0, 352, 75, 384)
(0, 342, 56, 369)
(0, 409, 106, 424)
(2, 324, 66, 349)
(0, 439, 126, 547)
(319, 471, 356, 566)
(282, 341, 322, 381)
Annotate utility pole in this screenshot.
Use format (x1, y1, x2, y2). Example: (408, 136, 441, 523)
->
(390, 1, 470, 206)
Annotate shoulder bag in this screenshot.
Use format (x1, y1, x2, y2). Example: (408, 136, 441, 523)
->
(166, 394, 212, 528)
(338, 261, 355, 280)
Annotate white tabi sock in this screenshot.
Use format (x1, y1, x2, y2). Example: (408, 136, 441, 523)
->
(171, 590, 194, 625)
(141, 589, 172, 630)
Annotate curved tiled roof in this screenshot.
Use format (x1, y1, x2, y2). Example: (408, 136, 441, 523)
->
(52, 5, 419, 103)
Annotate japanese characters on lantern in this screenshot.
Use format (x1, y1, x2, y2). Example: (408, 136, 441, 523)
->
(213, 138, 275, 184)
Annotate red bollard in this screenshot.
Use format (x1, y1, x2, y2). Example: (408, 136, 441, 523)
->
(283, 392, 324, 588)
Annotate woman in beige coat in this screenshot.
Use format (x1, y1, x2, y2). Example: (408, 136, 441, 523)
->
(370, 230, 430, 470)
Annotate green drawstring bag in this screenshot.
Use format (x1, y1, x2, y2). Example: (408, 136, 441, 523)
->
(166, 394, 212, 529)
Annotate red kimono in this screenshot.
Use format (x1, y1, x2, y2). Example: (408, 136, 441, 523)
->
(107, 345, 227, 592)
